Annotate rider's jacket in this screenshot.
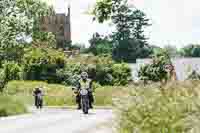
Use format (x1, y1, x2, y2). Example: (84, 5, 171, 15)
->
(33, 89, 42, 96)
(78, 79, 92, 92)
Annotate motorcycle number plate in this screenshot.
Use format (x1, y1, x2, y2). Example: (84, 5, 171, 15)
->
(80, 89, 88, 95)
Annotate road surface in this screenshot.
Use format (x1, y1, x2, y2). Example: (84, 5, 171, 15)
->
(0, 109, 114, 133)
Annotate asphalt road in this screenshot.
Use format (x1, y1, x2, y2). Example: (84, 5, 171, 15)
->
(0, 109, 114, 133)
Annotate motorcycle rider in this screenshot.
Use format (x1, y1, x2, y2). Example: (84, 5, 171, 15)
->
(75, 72, 94, 110)
(33, 86, 43, 109)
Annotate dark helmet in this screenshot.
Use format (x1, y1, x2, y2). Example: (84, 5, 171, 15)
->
(81, 72, 88, 80)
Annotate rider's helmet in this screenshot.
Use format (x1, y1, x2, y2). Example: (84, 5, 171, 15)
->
(81, 72, 88, 80)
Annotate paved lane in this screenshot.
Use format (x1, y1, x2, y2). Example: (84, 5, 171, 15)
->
(0, 109, 113, 133)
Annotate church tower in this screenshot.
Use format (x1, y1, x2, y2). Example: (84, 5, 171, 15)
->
(64, 4, 71, 44)
(40, 1, 72, 49)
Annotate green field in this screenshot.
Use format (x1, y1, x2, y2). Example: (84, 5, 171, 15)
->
(4, 80, 126, 106)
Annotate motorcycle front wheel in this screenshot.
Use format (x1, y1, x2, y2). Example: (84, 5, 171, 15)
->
(81, 96, 89, 114)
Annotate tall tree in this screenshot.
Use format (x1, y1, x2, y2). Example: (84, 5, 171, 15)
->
(92, 0, 151, 62)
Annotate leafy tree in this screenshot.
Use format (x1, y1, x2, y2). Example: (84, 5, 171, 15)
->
(0, 0, 55, 61)
(93, 0, 151, 62)
(89, 33, 113, 55)
(113, 39, 153, 62)
(180, 44, 200, 57)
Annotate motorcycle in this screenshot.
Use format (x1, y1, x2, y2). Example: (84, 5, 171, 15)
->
(80, 89, 89, 114)
(35, 93, 43, 109)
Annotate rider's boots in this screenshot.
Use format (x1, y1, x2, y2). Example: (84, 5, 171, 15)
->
(77, 103, 81, 110)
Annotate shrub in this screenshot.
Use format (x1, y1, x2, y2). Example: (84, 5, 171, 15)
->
(138, 49, 171, 82)
(111, 63, 132, 85)
(58, 55, 131, 86)
(23, 47, 65, 82)
(116, 81, 200, 133)
(0, 95, 27, 117)
(0, 61, 22, 91)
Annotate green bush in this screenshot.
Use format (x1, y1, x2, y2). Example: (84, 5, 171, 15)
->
(23, 47, 65, 82)
(0, 61, 22, 91)
(117, 81, 200, 133)
(138, 49, 171, 82)
(111, 63, 131, 85)
(0, 95, 27, 117)
(58, 55, 131, 86)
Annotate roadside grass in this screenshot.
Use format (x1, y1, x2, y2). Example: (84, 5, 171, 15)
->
(116, 80, 200, 133)
(0, 95, 27, 117)
(4, 80, 127, 106)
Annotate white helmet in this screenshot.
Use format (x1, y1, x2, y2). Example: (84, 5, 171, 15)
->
(81, 72, 88, 79)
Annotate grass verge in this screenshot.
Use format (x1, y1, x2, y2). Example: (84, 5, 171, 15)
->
(0, 95, 27, 117)
(4, 80, 127, 106)
(116, 81, 200, 133)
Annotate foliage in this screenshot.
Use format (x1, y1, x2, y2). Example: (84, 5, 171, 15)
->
(57, 55, 131, 86)
(0, 95, 27, 117)
(180, 44, 200, 57)
(92, 0, 113, 23)
(113, 39, 153, 63)
(111, 63, 131, 85)
(0, 61, 22, 91)
(95, 43, 113, 55)
(0, 0, 55, 61)
(23, 47, 65, 82)
(56, 63, 81, 86)
(93, 0, 151, 62)
(89, 33, 113, 55)
(32, 32, 56, 48)
(2, 61, 22, 81)
(138, 49, 171, 82)
(116, 81, 200, 133)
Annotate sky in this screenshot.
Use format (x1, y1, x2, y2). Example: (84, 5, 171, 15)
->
(43, 0, 200, 48)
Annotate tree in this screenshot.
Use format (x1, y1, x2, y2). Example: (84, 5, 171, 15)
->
(112, 39, 152, 62)
(92, 0, 151, 62)
(89, 33, 113, 55)
(180, 44, 200, 57)
(0, 0, 55, 61)
(181, 44, 200, 57)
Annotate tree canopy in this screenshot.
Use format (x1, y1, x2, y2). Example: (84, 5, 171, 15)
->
(92, 0, 151, 62)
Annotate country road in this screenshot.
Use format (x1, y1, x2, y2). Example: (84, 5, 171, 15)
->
(0, 109, 114, 133)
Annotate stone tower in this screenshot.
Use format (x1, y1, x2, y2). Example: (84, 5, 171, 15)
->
(40, 5, 71, 49)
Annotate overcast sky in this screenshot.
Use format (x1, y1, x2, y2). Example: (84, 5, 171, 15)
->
(43, 0, 200, 48)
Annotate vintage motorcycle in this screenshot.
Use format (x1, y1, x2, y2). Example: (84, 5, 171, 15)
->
(35, 93, 43, 109)
(80, 89, 90, 114)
